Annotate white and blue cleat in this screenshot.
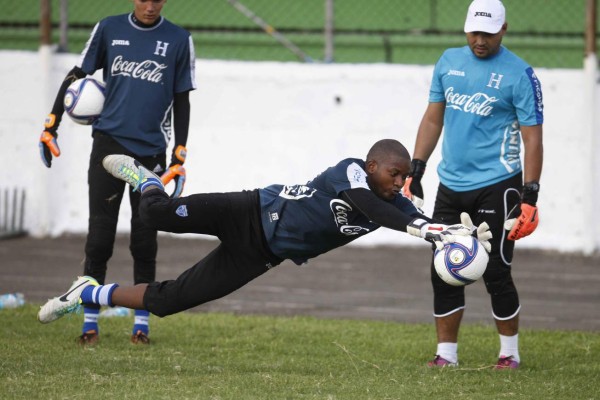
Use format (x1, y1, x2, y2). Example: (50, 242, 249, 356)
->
(102, 154, 164, 192)
(38, 276, 99, 324)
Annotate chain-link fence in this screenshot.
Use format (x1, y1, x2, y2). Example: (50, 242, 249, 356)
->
(0, 0, 595, 68)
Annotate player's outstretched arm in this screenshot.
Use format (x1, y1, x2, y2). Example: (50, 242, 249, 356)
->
(406, 218, 472, 250)
(341, 188, 461, 249)
(342, 188, 416, 231)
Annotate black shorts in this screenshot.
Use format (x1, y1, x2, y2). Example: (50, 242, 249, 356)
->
(433, 174, 522, 266)
(431, 174, 522, 318)
(141, 189, 283, 317)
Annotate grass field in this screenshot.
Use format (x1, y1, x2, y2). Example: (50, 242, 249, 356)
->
(0, 0, 590, 67)
(1, 304, 598, 399)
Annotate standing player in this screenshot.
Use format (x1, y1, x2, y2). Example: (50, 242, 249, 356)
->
(38, 140, 492, 329)
(38, 0, 196, 345)
(403, 0, 543, 369)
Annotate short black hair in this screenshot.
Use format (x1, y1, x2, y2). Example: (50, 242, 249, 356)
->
(366, 139, 410, 163)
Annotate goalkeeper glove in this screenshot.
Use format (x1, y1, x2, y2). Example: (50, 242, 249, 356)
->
(402, 159, 426, 210)
(458, 212, 493, 253)
(39, 114, 60, 168)
(407, 218, 472, 250)
(504, 182, 540, 241)
(161, 145, 187, 198)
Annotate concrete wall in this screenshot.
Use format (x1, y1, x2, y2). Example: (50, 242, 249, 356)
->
(0, 50, 598, 254)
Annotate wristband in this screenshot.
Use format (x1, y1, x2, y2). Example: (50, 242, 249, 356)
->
(173, 145, 187, 164)
(522, 181, 540, 206)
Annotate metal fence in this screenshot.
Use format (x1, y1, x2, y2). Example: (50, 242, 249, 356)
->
(0, 187, 27, 240)
(0, 0, 595, 68)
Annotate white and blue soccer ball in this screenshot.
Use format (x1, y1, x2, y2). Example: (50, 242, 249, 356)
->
(434, 235, 489, 286)
(63, 77, 105, 125)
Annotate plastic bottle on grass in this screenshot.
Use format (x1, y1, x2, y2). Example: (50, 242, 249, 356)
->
(100, 306, 131, 318)
(0, 293, 26, 309)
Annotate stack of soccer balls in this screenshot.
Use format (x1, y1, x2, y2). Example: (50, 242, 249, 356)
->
(434, 235, 489, 286)
(63, 77, 106, 125)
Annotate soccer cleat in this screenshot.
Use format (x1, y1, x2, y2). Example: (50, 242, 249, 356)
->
(427, 355, 458, 368)
(38, 276, 99, 324)
(77, 330, 99, 346)
(495, 355, 520, 369)
(131, 330, 150, 345)
(102, 154, 164, 193)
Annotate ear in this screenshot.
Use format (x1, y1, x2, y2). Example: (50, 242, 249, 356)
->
(365, 160, 378, 174)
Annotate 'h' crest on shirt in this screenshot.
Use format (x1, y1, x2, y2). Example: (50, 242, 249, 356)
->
(154, 41, 169, 57)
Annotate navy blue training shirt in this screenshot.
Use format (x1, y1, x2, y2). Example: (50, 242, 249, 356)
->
(259, 158, 418, 265)
(78, 13, 196, 156)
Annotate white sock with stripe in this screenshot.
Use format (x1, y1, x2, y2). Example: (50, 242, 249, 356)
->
(133, 309, 150, 335)
(82, 307, 99, 334)
(81, 283, 119, 306)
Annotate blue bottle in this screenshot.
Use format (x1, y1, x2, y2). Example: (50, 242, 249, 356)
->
(99, 306, 131, 317)
(0, 293, 25, 309)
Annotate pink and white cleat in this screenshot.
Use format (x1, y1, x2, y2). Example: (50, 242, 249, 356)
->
(495, 355, 520, 369)
(427, 355, 458, 367)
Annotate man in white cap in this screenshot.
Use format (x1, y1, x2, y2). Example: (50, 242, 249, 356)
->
(403, 0, 544, 369)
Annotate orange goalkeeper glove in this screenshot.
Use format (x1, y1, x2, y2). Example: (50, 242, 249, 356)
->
(504, 182, 540, 241)
(160, 145, 187, 198)
(39, 114, 60, 168)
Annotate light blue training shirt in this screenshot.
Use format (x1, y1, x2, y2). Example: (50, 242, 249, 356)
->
(429, 45, 543, 191)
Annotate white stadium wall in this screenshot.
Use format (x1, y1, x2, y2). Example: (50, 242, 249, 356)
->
(0, 50, 598, 254)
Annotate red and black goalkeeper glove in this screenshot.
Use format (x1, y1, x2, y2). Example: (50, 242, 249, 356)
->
(504, 182, 540, 241)
(160, 145, 187, 198)
(39, 114, 61, 168)
(402, 159, 426, 210)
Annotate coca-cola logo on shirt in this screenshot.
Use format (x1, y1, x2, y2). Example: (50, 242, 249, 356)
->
(444, 87, 498, 116)
(329, 199, 370, 236)
(110, 55, 166, 83)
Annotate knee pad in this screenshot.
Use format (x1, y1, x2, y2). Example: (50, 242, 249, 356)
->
(482, 260, 520, 319)
(432, 262, 466, 316)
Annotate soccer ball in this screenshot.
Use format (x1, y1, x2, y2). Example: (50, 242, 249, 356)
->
(63, 77, 105, 125)
(433, 235, 489, 286)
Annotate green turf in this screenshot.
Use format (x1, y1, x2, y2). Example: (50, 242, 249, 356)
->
(1, 304, 598, 399)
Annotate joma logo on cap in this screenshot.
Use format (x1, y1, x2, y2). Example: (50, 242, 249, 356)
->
(474, 11, 492, 17)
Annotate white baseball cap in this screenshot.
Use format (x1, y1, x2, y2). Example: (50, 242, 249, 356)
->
(464, 0, 506, 34)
